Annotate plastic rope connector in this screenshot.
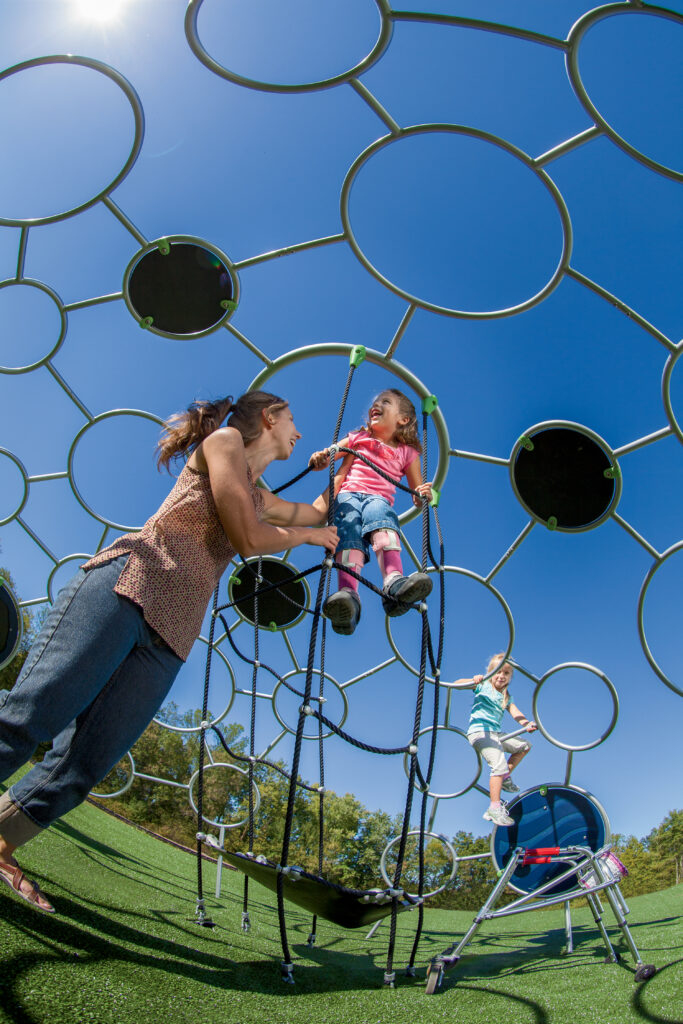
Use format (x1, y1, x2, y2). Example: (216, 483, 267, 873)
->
(139, 316, 153, 329)
(421, 394, 438, 415)
(519, 434, 534, 451)
(268, 620, 278, 632)
(307, 931, 317, 947)
(546, 516, 558, 531)
(383, 970, 396, 987)
(349, 345, 366, 367)
(604, 465, 620, 479)
(220, 298, 237, 312)
(429, 487, 440, 507)
(157, 238, 171, 255)
(229, 574, 241, 586)
(241, 911, 251, 933)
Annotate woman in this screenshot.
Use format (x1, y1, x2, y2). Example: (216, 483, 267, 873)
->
(0, 392, 338, 913)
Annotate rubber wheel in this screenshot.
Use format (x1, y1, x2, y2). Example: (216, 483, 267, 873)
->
(635, 964, 656, 982)
(425, 964, 443, 995)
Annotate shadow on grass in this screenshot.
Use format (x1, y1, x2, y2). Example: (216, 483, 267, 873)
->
(631, 958, 683, 1024)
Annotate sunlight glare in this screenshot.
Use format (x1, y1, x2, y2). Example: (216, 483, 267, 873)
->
(71, 0, 130, 24)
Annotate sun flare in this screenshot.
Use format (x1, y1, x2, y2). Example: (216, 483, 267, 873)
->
(71, 0, 130, 24)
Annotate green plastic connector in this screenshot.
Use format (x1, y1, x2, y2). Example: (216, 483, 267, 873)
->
(229, 574, 241, 586)
(519, 435, 534, 452)
(429, 487, 441, 507)
(157, 238, 171, 256)
(603, 465, 621, 480)
(349, 345, 366, 367)
(422, 394, 438, 415)
(497, 868, 504, 878)
(140, 316, 154, 329)
(220, 299, 238, 312)
(546, 516, 558, 531)
(268, 620, 278, 633)
(539, 785, 548, 796)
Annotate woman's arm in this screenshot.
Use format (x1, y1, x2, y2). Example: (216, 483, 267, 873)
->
(260, 488, 328, 527)
(507, 702, 537, 731)
(405, 459, 433, 507)
(203, 428, 338, 555)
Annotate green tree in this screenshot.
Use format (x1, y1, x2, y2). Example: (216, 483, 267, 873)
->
(645, 810, 683, 886)
(0, 566, 39, 693)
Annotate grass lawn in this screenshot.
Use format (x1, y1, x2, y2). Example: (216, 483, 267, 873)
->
(1, 781, 681, 1024)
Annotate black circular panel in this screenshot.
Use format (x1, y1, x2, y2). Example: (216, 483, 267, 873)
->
(513, 427, 615, 529)
(0, 581, 22, 668)
(127, 242, 233, 335)
(230, 559, 308, 629)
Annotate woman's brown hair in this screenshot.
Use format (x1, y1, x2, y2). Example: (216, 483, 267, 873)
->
(156, 391, 288, 470)
(365, 388, 422, 452)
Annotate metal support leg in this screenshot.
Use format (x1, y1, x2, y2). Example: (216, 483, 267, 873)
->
(563, 901, 573, 955)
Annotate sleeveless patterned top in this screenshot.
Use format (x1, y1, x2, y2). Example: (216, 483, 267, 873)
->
(82, 463, 264, 660)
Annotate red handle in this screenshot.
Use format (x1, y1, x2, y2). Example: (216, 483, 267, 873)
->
(525, 847, 560, 855)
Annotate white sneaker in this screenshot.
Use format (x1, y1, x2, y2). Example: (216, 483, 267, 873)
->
(483, 805, 514, 827)
(501, 777, 520, 794)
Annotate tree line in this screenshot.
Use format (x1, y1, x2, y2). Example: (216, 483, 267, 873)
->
(2, 561, 681, 909)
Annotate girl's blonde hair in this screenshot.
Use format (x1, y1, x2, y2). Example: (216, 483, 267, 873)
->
(156, 391, 288, 470)
(486, 652, 513, 677)
(365, 388, 422, 452)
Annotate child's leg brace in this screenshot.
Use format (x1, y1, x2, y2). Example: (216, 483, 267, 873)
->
(371, 530, 403, 584)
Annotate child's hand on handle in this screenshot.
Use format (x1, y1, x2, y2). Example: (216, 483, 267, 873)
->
(412, 482, 433, 507)
(309, 448, 332, 471)
(306, 524, 339, 551)
(525, 721, 537, 732)
(473, 674, 484, 685)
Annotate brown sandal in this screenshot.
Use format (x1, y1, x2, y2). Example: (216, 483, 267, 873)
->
(0, 861, 55, 914)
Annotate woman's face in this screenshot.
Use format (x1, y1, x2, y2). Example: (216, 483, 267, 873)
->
(270, 406, 301, 460)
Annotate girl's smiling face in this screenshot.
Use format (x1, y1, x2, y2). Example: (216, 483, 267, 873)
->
(491, 662, 513, 691)
(367, 392, 409, 443)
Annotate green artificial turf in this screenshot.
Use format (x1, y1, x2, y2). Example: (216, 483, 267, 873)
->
(1, 784, 681, 1024)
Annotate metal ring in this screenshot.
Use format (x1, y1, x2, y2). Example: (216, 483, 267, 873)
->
(662, 341, 683, 446)
(46, 555, 93, 605)
(340, 123, 572, 318)
(90, 752, 136, 800)
(0, 279, 67, 373)
(402, 724, 482, 799)
(185, 0, 393, 93)
(380, 829, 458, 899)
(67, 408, 165, 530)
(509, 419, 621, 532)
(0, 54, 144, 227)
(0, 448, 28, 526)
(248, 342, 449, 527)
(566, 4, 683, 183)
(122, 235, 239, 340)
(637, 540, 683, 698)
(532, 662, 619, 751)
(272, 669, 348, 740)
(387, 565, 514, 684)
(188, 762, 260, 829)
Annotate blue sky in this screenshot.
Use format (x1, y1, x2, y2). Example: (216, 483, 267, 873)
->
(0, 0, 682, 851)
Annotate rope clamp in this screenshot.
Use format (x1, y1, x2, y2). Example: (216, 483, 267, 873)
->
(300, 704, 314, 716)
(200, 720, 210, 730)
(196, 832, 207, 842)
(324, 557, 333, 568)
(421, 394, 438, 415)
(419, 602, 428, 613)
(327, 443, 339, 457)
(317, 785, 326, 794)
(278, 865, 303, 881)
(253, 660, 260, 668)
(349, 345, 366, 367)
(408, 744, 418, 755)
(429, 487, 441, 507)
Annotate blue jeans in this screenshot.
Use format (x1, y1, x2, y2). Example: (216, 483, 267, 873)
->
(334, 492, 400, 563)
(0, 556, 182, 846)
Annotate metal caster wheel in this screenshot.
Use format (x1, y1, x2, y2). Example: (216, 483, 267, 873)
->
(425, 962, 444, 995)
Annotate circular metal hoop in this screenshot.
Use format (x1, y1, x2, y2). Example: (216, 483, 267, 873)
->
(509, 419, 621, 532)
(402, 724, 482, 799)
(380, 829, 458, 899)
(228, 556, 310, 631)
(0, 577, 23, 670)
(637, 540, 683, 698)
(67, 408, 165, 531)
(566, 4, 683, 183)
(90, 752, 136, 800)
(0, 279, 67, 373)
(249, 343, 450, 526)
(122, 236, 239, 339)
(153, 637, 236, 733)
(272, 669, 348, 740)
(387, 565, 514, 683)
(0, 54, 144, 227)
(184, 0, 393, 93)
(0, 448, 28, 526)
(662, 341, 683, 447)
(340, 123, 572, 319)
(188, 761, 260, 829)
(532, 662, 619, 751)
(46, 555, 94, 605)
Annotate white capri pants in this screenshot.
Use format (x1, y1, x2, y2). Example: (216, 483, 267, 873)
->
(468, 729, 531, 776)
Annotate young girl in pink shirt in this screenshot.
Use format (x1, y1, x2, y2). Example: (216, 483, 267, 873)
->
(309, 388, 433, 635)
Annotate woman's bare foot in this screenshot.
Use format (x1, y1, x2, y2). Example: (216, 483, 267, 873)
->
(0, 858, 55, 913)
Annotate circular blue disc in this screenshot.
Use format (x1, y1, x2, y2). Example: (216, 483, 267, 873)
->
(491, 785, 609, 896)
